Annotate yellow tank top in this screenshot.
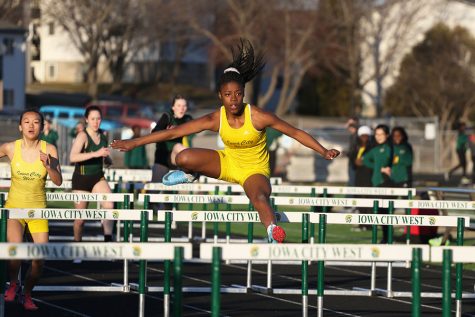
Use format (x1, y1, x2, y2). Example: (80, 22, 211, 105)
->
(5, 140, 47, 208)
(219, 104, 269, 169)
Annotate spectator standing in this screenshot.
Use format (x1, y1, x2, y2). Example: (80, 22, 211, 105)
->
(362, 124, 392, 243)
(39, 118, 59, 147)
(346, 117, 359, 186)
(124, 125, 148, 169)
(352, 125, 373, 231)
(390, 127, 413, 187)
(468, 132, 475, 183)
(446, 122, 468, 182)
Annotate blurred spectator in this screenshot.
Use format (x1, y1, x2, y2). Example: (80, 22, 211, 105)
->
(124, 125, 148, 169)
(469, 133, 475, 183)
(351, 125, 373, 231)
(346, 117, 359, 186)
(390, 127, 413, 187)
(446, 122, 468, 182)
(40, 118, 58, 147)
(69, 120, 85, 140)
(362, 124, 392, 243)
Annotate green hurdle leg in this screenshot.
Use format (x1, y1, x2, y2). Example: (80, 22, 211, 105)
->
(213, 186, 219, 243)
(122, 194, 131, 292)
(317, 214, 326, 317)
(455, 218, 465, 316)
(0, 195, 7, 317)
(405, 192, 413, 245)
(225, 186, 232, 243)
(302, 213, 309, 317)
(387, 201, 394, 297)
(173, 247, 184, 317)
(164, 209, 172, 317)
(411, 248, 421, 317)
(138, 210, 149, 317)
(247, 203, 254, 290)
(211, 247, 222, 317)
(442, 249, 452, 317)
(310, 188, 316, 243)
(371, 200, 379, 293)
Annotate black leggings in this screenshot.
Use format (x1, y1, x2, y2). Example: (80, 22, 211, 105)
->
(449, 149, 467, 177)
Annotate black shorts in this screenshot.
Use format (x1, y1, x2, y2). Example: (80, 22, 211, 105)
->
(72, 173, 105, 192)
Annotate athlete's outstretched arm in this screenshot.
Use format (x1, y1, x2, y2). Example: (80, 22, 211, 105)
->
(252, 107, 340, 160)
(111, 111, 219, 152)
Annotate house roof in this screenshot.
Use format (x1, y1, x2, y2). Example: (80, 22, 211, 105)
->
(0, 21, 26, 34)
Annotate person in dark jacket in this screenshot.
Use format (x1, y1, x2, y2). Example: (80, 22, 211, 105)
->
(447, 122, 468, 182)
(151, 95, 193, 182)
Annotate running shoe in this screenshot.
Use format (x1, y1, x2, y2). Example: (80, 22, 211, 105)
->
(23, 294, 38, 311)
(4, 281, 19, 302)
(162, 170, 197, 186)
(267, 224, 286, 243)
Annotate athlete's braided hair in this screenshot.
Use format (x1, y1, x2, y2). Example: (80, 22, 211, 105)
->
(217, 39, 265, 91)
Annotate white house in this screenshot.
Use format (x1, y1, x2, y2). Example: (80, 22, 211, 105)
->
(0, 21, 26, 111)
(360, 0, 475, 117)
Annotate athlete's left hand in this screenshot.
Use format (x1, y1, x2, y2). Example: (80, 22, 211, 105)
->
(323, 149, 340, 160)
(39, 151, 52, 168)
(110, 139, 136, 152)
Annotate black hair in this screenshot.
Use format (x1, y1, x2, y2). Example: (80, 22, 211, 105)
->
(391, 126, 409, 144)
(375, 124, 390, 135)
(217, 39, 265, 92)
(19, 108, 44, 130)
(85, 105, 102, 118)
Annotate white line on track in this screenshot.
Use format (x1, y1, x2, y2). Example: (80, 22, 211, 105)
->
(45, 264, 214, 316)
(227, 263, 449, 314)
(32, 298, 92, 317)
(147, 264, 359, 317)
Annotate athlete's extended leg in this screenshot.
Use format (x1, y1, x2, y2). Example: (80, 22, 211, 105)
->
(243, 174, 286, 243)
(23, 231, 48, 310)
(92, 180, 114, 241)
(175, 148, 221, 177)
(163, 148, 221, 185)
(5, 220, 24, 302)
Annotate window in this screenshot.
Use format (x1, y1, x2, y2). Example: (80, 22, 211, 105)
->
(3, 89, 14, 106)
(48, 22, 55, 35)
(58, 112, 69, 119)
(3, 38, 14, 55)
(47, 64, 57, 80)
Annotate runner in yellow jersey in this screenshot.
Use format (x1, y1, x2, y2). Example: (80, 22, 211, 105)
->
(111, 39, 340, 243)
(0, 109, 62, 311)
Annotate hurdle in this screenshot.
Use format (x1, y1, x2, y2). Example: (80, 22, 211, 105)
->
(142, 184, 415, 242)
(1, 191, 133, 242)
(201, 243, 430, 317)
(0, 202, 154, 293)
(0, 242, 192, 317)
(142, 194, 471, 298)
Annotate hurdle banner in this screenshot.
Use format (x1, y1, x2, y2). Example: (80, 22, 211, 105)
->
(0, 179, 118, 189)
(1, 208, 154, 221)
(155, 210, 470, 228)
(200, 243, 431, 262)
(1, 192, 133, 202)
(140, 194, 475, 211)
(143, 183, 415, 196)
(0, 242, 192, 260)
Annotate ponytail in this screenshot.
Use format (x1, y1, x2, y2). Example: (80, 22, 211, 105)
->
(217, 39, 265, 91)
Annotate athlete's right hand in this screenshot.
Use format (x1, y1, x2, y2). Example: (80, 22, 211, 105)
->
(110, 139, 135, 152)
(95, 147, 111, 157)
